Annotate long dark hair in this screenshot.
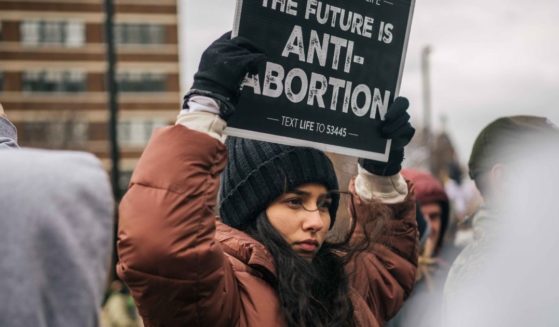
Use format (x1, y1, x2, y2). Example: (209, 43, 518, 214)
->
(245, 212, 360, 327)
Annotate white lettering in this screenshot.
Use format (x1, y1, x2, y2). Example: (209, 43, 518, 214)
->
(286, 0, 298, 16)
(383, 23, 394, 44)
(352, 84, 372, 117)
(329, 35, 347, 71)
(342, 81, 352, 113)
(262, 62, 285, 98)
(241, 74, 262, 95)
(282, 25, 306, 61)
(344, 40, 354, 73)
(351, 13, 364, 35)
(363, 17, 374, 38)
(316, 2, 330, 24)
(307, 73, 328, 108)
(305, 0, 317, 19)
(271, 0, 286, 11)
(304, 1, 374, 39)
(307, 30, 330, 67)
(285, 68, 308, 103)
(371, 89, 391, 120)
(328, 77, 345, 110)
(339, 9, 352, 31)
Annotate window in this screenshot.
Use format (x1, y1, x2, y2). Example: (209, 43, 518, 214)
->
(21, 20, 84, 47)
(114, 24, 165, 45)
(21, 21, 40, 45)
(146, 25, 164, 44)
(117, 72, 166, 92)
(118, 118, 167, 147)
(22, 71, 86, 93)
(42, 21, 65, 44)
(66, 21, 85, 47)
(23, 122, 50, 144)
(22, 121, 88, 148)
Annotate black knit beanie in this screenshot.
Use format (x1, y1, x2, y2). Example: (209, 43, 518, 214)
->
(468, 116, 559, 179)
(219, 137, 339, 230)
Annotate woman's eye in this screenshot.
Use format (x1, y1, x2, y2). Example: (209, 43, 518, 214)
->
(318, 199, 332, 212)
(285, 198, 304, 208)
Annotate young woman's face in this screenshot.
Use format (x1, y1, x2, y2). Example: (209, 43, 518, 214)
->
(266, 183, 332, 262)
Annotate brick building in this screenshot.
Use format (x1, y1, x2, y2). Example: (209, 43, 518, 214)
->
(0, 0, 180, 191)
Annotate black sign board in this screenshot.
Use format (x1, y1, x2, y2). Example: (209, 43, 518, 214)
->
(229, 0, 415, 161)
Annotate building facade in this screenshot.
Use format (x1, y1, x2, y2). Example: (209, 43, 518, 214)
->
(0, 0, 180, 191)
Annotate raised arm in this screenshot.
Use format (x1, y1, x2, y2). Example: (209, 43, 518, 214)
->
(117, 120, 243, 326)
(117, 32, 264, 326)
(347, 97, 419, 323)
(348, 168, 418, 323)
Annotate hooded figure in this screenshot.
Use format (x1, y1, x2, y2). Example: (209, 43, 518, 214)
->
(0, 113, 114, 327)
(117, 33, 419, 326)
(401, 169, 450, 255)
(385, 169, 452, 327)
(415, 203, 430, 248)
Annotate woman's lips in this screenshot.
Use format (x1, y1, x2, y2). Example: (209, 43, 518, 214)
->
(294, 240, 319, 252)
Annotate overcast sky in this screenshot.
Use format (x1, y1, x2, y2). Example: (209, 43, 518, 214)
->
(179, 0, 559, 163)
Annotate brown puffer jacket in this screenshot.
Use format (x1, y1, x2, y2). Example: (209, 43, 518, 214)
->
(117, 125, 418, 327)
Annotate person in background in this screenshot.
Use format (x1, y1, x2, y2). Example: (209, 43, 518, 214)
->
(117, 32, 418, 326)
(402, 169, 450, 260)
(415, 202, 431, 249)
(443, 162, 481, 249)
(386, 169, 453, 327)
(444, 116, 559, 326)
(0, 103, 114, 327)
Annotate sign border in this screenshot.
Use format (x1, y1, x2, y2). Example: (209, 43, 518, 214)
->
(226, 127, 392, 161)
(230, 0, 416, 161)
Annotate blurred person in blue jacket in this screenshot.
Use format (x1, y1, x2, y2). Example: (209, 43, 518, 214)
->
(444, 116, 559, 327)
(0, 103, 114, 327)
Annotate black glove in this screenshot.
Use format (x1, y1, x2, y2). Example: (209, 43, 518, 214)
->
(358, 97, 415, 176)
(183, 31, 266, 119)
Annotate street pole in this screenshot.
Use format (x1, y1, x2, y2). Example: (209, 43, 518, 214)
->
(421, 45, 433, 170)
(421, 45, 432, 139)
(104, 0, 121, 200)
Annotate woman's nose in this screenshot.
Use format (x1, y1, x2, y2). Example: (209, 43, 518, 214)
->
(301, 210, 325, 233)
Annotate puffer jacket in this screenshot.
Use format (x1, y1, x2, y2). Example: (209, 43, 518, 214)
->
(117, 125, 418, 327)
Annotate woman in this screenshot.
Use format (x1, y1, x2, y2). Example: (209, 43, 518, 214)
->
(117, 33, 418, 327)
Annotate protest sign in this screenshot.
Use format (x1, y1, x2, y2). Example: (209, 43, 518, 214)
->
(229, 0, 415, 161)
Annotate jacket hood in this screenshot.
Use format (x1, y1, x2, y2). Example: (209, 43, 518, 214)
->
(0, 149, 114, 327)
(402, 169, 449, 250)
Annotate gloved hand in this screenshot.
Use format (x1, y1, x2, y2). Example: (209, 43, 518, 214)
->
(358, 97, 415, 176)
(183, 31, 266, 119)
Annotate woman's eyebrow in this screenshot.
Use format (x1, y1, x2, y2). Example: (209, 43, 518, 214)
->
(285, 189, 310, 196)
(286, 189, 329, 197)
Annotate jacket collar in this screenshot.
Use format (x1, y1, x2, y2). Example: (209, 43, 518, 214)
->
(215, 221, 277, 280)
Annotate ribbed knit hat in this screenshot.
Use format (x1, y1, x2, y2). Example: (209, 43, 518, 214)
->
(468, 116, 559, 179)
(219, 137, 339, 230)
